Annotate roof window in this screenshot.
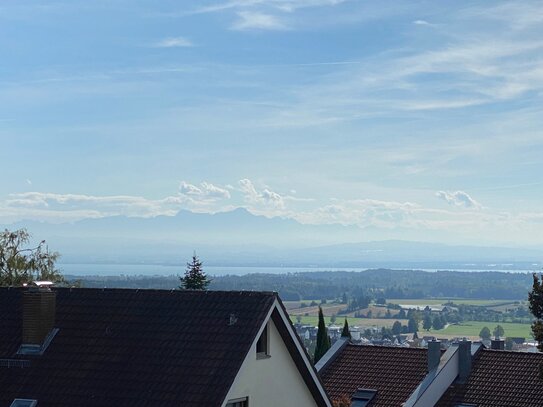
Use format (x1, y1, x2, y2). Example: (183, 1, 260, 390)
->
(10, 400, 38, 407)
(351, 389, 377, 407)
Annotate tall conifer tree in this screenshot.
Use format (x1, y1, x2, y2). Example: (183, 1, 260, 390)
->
(314, 306, 331, 363)
(341, 318, 351, 339)
(179, 253, 211, 290)
(529, 273, 543, 351)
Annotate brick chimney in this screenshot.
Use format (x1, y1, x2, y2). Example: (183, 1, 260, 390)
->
(22, 285, 57, 348)
(427, 339, 441, 372)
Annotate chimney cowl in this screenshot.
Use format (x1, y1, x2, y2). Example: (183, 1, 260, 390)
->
(491, 338, 505, 350)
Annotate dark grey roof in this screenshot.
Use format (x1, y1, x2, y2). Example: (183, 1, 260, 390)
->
(0, 288, 276, 407)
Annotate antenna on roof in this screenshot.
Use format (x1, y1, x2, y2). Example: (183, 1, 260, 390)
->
(228, 314, 238, 326)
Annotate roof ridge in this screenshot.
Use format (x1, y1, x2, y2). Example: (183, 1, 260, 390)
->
(0, 286, 278, 295)
(347, 343, 428, 351)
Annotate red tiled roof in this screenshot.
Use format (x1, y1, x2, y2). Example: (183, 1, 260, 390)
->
(320, 344, 429, 407)
(437, 349, 543, 407)
(0, 288, 276, 407)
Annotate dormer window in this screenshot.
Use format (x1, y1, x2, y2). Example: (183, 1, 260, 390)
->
(256, 322, 270, 358)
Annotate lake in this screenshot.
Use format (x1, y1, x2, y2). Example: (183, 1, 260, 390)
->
(58, 263, 539, 277)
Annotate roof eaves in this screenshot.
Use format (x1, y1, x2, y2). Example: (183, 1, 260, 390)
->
(403, 344, 460, 407)
(315, 337, 349, 373)
(272, 298, 333, 407)
(216, 293, 277, 407)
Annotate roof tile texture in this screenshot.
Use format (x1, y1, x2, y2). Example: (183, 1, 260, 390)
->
(320, 344, 429, 407)
(437, 349, 543, 407)
(0, 288, 276, 407)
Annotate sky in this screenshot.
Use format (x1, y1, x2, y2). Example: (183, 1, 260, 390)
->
(1, 0, 543, 247)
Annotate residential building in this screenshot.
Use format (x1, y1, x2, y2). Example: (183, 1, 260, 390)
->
(0, 286, 332, 407)
(317, 337, 543, 407)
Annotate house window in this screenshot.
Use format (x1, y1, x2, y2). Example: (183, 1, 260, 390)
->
(226, 397, 248, 407)
(256, 323, 270, 358)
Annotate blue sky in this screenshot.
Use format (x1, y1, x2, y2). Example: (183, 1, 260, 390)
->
(1, 0, 543, 246)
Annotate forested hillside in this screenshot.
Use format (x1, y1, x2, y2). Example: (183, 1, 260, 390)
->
(73, 269, 535, 301)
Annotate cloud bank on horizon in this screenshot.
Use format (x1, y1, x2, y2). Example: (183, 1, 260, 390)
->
(0, 0, 542, 246)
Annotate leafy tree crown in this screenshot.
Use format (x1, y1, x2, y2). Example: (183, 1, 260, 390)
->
(0, 228, 64, 286)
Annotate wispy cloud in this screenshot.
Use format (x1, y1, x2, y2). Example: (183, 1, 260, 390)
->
(412, 19, 432, 26)
(192, 0, 349, 15)
(152, 37, 194, 48)
(5, 192, 185, 218)
(462, 1, 543, 30)
(231, 11, 286, 30)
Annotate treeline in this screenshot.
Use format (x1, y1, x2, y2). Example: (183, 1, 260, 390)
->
(70, 269, 534, 301)
(209, 269, 534, 301)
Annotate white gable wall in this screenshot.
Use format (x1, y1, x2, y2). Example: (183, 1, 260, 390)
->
(221, 316, 319, 407)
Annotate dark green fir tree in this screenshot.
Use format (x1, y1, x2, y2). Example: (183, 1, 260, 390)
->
(179, 253, 211, 290)
(529, 273, 543, 351)
(341, 318, 351, 339)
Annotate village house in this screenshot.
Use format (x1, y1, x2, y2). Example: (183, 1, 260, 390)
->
(317, 337, 543, 407)
(0, 285, 331, 407)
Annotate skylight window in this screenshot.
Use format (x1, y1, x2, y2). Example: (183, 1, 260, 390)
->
(351, 389, 377, 407)
(10, 400, 38, 407)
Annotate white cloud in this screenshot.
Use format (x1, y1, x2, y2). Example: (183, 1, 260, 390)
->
(153, 37, 194, 48)
(231, 11, 286, 30)
(3, 184, 543, 245)
(238, 179, 285, 209)
(179, 181, 203, 196)
(3, 182, 231, 223)
(436, 190, 482, 209)
(5, 192, 184, 218)
(201, 182, 232, 199)
(179, 181, 231, 200)
(413, 19, 432, 26)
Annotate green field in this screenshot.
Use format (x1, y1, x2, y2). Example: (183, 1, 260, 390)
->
(427, 321, 531, 338)
(290, 315, 395, 328)
(290, 315, 532, 339)
(387, 298, 520, 307)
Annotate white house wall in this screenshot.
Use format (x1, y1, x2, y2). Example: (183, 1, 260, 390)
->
(222, 317, 319, 407)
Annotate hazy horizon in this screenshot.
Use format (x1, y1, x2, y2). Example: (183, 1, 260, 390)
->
(2, 1, 543, 248)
